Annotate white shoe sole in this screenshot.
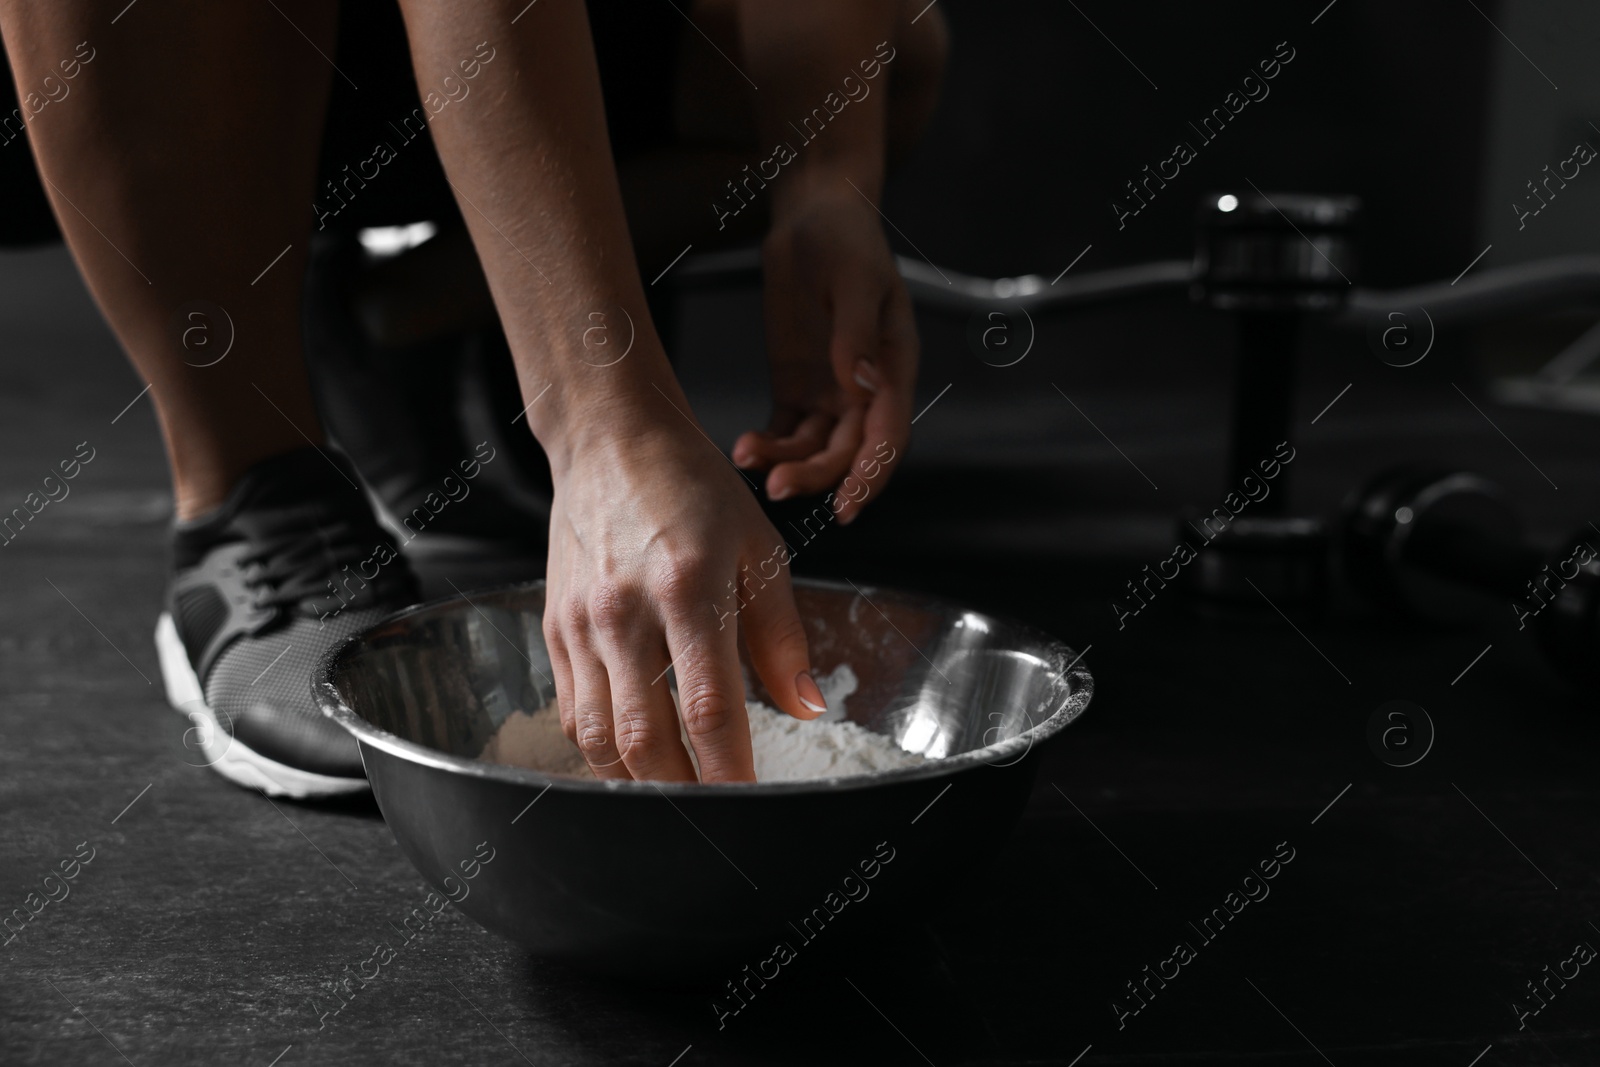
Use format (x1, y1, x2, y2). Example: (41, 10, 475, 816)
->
(155, 613, 368, 799)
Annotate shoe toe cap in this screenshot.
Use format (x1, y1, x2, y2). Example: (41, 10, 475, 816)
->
(227, 698, 364, 780)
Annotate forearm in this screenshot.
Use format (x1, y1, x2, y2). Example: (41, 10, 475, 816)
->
(393, 0, 683, 474)
(737, 0, 900, 215)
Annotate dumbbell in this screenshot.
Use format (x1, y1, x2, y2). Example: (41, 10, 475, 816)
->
(1340, 464, 1600, 687)
(1179, 191, 1361, 619)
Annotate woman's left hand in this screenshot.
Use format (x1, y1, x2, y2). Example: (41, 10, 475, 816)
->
(732, 186, 918, 524)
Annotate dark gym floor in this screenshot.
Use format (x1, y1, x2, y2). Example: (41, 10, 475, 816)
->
(2, 221, 1596, 1067)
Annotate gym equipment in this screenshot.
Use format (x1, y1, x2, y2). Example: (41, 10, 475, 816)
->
(1192, 192, 1359, 490)
(1175, 192, 1359, 618)
(674, 194, 1600, 625)
(1340, 464, 1600, 687)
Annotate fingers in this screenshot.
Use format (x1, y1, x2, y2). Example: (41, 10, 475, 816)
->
(764, 405, 864, 501)
(744, 275, 914, 510)
(556, 578, 698, 782)
(733, 407, 801, 470)
(598, 631, 698, 782)
(567, 639, 631, 780)
(542, 613, 578, 744)
(550, 569, 757, 783)
(834, 285, 917, 525)
(739, 561, 825, 723)
(830, 281, 885, 407)
(746, 281, 878, 496)
(732, 410, 834, 476)
(666, 613, 755, 783)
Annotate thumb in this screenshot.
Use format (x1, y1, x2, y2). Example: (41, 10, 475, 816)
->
(739, 563, 827, 722)
(831, 282, 885, 403)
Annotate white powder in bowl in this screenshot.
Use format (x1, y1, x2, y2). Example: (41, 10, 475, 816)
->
(479, 694, 923, 783)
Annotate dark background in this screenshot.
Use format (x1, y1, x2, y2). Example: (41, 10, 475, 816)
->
(886, 0, 1495, 285)
(3, 2, 1597, 1065)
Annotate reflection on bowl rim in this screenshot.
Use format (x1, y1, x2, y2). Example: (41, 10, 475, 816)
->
(311, 578, 1094, 797)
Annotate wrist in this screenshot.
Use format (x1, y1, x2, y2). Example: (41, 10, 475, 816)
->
(528, 365, 697, 480)
(501, 294, 686, 476)
(771, 160, 883, 224)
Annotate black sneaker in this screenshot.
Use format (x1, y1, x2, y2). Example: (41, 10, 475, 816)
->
(154, 447, 418, 798)
(302, 230, 552, 561)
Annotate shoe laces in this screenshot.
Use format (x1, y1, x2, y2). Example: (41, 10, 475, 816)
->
(235, 506, 383, 612)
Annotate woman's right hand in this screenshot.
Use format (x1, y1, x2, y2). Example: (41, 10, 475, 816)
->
(541, 397, 830, 782)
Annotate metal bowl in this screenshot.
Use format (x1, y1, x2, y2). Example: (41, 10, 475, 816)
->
(312, 578, 1092, 981)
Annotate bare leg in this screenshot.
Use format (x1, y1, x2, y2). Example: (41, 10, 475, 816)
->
(0, 0, 337, 520)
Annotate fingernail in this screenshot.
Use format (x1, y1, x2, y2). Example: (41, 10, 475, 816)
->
(769, 484, 792, 501)
(733, 450, 757, 469)
(795, 671, 828, 715)
(853, 361, 879, 393)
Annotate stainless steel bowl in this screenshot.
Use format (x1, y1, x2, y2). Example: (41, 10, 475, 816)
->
(312, 578, 1092, 980)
